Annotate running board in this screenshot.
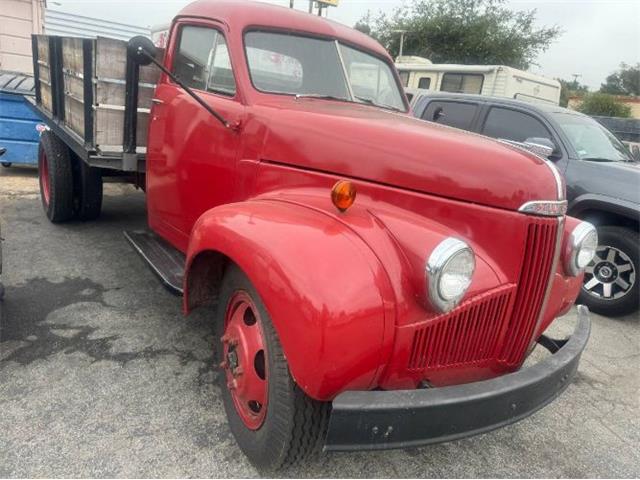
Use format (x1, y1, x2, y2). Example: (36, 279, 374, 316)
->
(124, 230, 185, 295)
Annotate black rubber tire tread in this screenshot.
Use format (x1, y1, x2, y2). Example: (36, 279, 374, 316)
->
(38, 130, 74, 223)
(1, 162, 12, 168)
(215, 264, 330, 472)
(577, 226, 639, 317)
(73, 156, 103, 221)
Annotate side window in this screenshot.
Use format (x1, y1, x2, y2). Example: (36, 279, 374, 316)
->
(421, 101, 478, 131)
(173, 25, 236, 96)
(481, 107, 552, 143)
(441, 73, 484, 94)
(418, 77, 431, 89)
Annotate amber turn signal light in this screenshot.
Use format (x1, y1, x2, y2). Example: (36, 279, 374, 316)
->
(331, 180, 356, 212)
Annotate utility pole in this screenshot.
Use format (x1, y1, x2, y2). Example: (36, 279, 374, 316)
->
(392, 29, 407, 58)
(308, 0, 313, 13)
(290, 0, 294, 8)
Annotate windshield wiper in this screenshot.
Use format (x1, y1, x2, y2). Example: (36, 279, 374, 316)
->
(295, 94, 349, 102)
(581, 157, 619, 163)
(354, 96, 404, 112)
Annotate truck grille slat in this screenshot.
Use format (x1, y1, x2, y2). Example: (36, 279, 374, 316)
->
(407, 284, 516, 370)
(499, 219, 558, 365)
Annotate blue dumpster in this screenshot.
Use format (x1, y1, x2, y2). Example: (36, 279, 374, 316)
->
(0, 71, 43, 167)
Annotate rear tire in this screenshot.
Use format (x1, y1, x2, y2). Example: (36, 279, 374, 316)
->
(215, 264, 330, 472)
(73, 156, 103, 221)
(1, 162, 11, 168)
(577, 226, 639, 316)
(38, 131, 74, 223)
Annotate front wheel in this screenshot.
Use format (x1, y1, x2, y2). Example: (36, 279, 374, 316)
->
(577, 226, 639, 316)
(215, 264, 329, 471)
(1, 162, 12, 168)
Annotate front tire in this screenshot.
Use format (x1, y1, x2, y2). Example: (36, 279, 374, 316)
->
(1, 162, 12, 168)
(577, 226, 639, 316)
(215, 264, 329, 471)
(38, 131, 74, 223)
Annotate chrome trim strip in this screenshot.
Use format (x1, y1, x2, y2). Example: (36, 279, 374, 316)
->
(519, 200, 568, 216)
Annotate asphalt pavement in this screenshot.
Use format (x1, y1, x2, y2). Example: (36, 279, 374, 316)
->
(0, 167, 638, 477)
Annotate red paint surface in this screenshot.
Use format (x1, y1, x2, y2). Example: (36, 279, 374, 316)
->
(144, 0, 583, 400)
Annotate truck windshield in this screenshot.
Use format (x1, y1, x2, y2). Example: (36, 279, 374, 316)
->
(552, 112, 634, 162)
(245, 31, 406, 112)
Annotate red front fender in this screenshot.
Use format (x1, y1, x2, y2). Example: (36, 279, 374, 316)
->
(184, 199, 395, 401)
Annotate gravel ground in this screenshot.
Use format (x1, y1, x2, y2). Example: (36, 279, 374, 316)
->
(0, 167, 638, 478)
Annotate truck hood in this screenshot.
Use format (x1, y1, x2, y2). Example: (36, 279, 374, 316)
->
(254, 99, 560, 211)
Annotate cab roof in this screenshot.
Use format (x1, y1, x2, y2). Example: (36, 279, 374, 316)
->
(177, 0, 389, 59)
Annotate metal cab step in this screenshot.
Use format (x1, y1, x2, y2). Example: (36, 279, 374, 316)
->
(124, 230, 185, 295)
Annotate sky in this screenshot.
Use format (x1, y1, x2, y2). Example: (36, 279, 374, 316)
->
(48, 0, 640, 89)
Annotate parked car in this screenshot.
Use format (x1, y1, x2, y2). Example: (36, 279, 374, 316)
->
(29, 0, 593, 471)
(396, 56, 561, 105)
(0, 71, 42, 168)
(412, 92, 639, 316)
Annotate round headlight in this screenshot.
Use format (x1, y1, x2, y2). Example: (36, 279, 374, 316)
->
(566, 222, 598, 276)
(427, 238, 475, 312)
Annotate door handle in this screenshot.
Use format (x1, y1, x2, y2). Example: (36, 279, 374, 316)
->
(151, 98, 164, 105)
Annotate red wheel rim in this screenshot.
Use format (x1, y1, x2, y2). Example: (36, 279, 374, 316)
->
(221, 291, 268, 430)
(39, 149, 50, 206)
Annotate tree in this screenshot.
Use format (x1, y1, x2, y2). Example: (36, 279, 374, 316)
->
(600, 63, 640, 96)
(576, 93, 631, 118)
(557, 78, 589, 108)
(356, 0, 562, 69)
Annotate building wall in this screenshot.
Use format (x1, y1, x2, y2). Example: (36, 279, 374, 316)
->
(44, 9, 149, 42)
(0, 0, 45, 74)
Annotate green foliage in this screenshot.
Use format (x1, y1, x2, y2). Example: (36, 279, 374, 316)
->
(357, 0, 562, 69)
(557, 78, 589, 108)
(576, 93, 631, 118)
(600, 63, 640, 96)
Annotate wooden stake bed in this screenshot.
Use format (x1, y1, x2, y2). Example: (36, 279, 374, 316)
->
(29, 34, 163, 172)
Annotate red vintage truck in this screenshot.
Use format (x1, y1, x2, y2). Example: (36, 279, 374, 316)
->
(29, 0, 596, 471)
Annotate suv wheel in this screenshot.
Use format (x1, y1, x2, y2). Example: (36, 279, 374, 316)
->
(578, 226, 639, 316)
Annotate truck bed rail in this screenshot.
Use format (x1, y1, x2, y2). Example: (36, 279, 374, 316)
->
(30, 34, 163, 172)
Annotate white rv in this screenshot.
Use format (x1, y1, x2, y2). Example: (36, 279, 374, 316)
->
(396, 56, 561, 106)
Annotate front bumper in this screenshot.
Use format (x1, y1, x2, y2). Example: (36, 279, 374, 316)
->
(325, 305, 590, 451)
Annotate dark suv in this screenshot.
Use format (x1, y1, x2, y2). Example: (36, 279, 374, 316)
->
(412, 92, 639, 316)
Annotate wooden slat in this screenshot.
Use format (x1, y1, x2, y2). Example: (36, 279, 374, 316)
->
(95, 80, 154, 108)
(95, 37, 161, 85)
(41, 82, 52, 113)
(95, 107, 149, 149)
(39, 64, 50, 83)
(36, 36, 49, 64)
(64, 73, 84, 101)
(64, 96, 85, 138)
(62, 37, 84, 74)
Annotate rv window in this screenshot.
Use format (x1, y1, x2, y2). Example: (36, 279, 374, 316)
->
(482, 107, 552, 143)
(399, 71, 409, 87)
(441, 73, 483, 94)
(418, 77, 431, 89)
(422, 101, 478, 130)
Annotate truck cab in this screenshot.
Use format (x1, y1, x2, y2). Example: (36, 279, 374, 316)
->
(29, 0, 594, 471)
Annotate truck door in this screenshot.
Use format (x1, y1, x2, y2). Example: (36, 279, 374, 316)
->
(147, 22, 243, 251)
